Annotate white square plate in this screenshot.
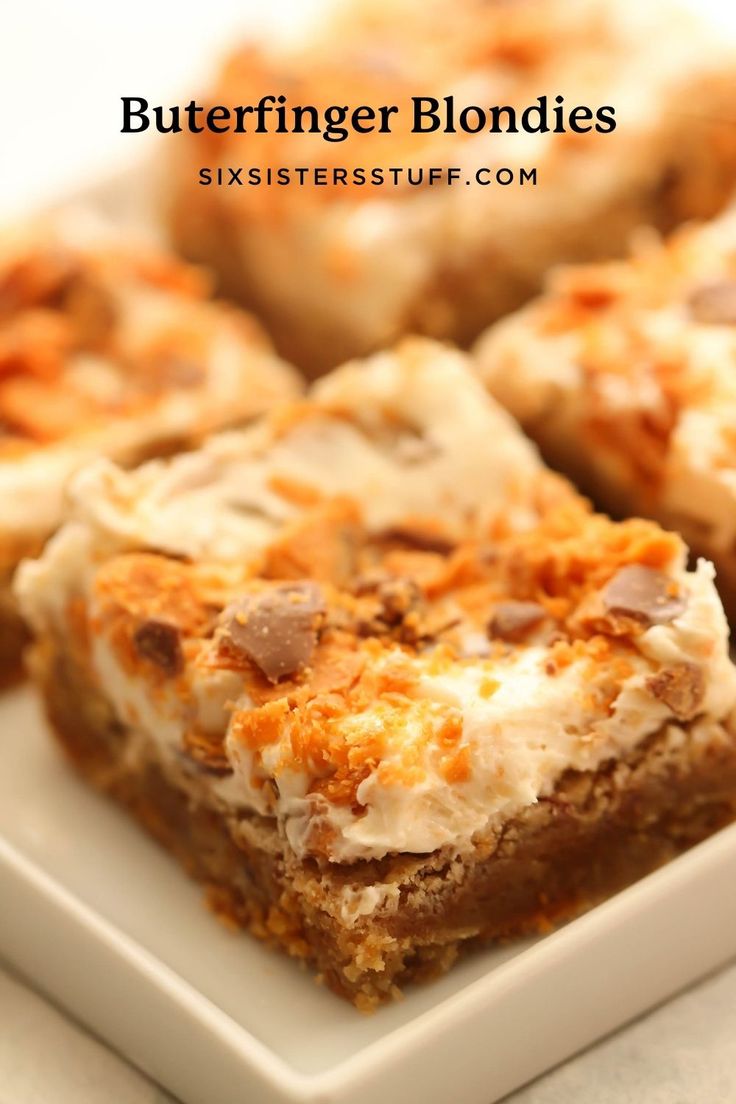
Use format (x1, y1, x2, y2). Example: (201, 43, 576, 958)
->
(2, 684, 736, 1104)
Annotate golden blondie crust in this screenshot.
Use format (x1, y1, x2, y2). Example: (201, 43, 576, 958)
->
(37, 633, 736, 1009)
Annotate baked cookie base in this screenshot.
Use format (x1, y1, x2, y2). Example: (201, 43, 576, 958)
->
(0, 591, 29, 687)
(0, 539, 44, 686)
(35, 638, 736, 1010)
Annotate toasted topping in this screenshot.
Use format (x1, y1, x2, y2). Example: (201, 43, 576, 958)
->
(488, 600, 546, 641)
(219, 582, 326, 682)
(687, 279, 736, 326)
(133, 619, 183, 677)
(262, 500, 359, 584)
(0, 248, 80, 316)
(600, 565, 686, 626)
(646, 662, 705, 719)
(0, 225, 289, 459)
(93, 554, 219, 638)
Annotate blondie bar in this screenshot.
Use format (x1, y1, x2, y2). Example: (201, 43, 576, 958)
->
(168, 0, 736, 374)
(0, 212, 298, 681)
(17, 342, 736, 1006)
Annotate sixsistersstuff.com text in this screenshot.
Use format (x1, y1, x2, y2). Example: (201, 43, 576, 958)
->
(196, 165, 539, 188)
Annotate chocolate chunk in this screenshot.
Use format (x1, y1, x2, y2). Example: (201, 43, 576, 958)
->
(688, 279, 736, 326)
(488, 600, 546, 641)
(219, 582, 326, 683)
(379, 525, 455, 555)
(646, 662, 705, 719)
(133, 619, 183, 677)
(375, 577, 423, 626)
(601, 565, 686, 626)
(353, 575, 429, 641)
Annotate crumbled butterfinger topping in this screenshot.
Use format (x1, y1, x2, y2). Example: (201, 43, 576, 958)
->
(483, 213, 736, 491)
(86, 492, 693, 824)
(0, 222, 274, 457)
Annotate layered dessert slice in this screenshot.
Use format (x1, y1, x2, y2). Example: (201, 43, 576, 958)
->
(475, 206, 736, 619)
(167, 0, 736, 375)
(0, 212, 299, 682)
(16, 341, 736, 1008)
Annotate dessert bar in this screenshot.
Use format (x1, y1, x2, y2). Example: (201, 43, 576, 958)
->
(475, 206, 736, 618)
(17, 342, 736, 1007)
(0, 212, 298, 681)
(168, 0, 736, 374)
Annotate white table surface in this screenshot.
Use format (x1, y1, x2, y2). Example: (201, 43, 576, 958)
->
(2, 2, 736, 1100)
(3, 955, 736, 1104)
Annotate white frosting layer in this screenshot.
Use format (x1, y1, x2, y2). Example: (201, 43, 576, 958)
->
(17, 342, 541, 609)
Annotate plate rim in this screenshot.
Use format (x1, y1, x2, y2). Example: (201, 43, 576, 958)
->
(4, 812, 736, 1102)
